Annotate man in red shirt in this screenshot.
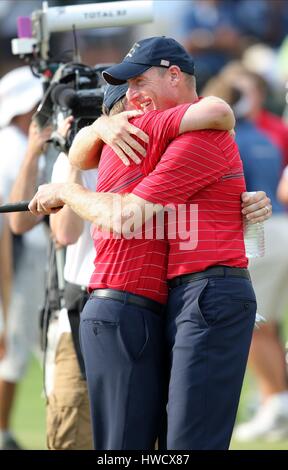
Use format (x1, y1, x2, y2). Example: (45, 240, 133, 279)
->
(30, 85, 236, 451)
(29, 37, 271, 450)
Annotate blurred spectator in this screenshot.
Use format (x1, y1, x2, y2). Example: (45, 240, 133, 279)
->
(9, 109, 95, 449)
(204, 70, 288, 442)
(242, 43, 279, 83)
(177, 0, 249, 91)
(277, 165, 288, 206)
(206, 62, 288, 165)
(29, 117, 96, 450)
(234, 73, 288, 442)
(45, 148, 96, 450)
(234, 67, 288, 166)
(0, 66, 50, 450)
(176, 0, 288, 92)
(241, 44, 286, 115)
(132, 0, 190, 41)
(234, 0, 288, 49)
(0, 209, 13, 451)
(248, 72, 288, 166)
(0, 210, 12, 361)
(278, 36, 288, 84)
(278, 38, 288, 123)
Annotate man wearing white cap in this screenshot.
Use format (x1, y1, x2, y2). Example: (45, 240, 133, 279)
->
(0, 66, 50, 450)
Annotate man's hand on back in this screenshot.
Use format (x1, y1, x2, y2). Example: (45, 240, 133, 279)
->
(93, 110, 149, 166)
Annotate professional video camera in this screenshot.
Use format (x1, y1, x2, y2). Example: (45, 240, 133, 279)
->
(34, 61, 107, 152)
(11, 0, 154, 152)
(2, 1, 154, 355)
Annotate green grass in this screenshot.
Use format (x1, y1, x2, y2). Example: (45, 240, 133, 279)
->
(230, 439, 288, 450)
(11, 356, 46, 450)
(229, 313, 288, 450)
(230, 370, 288, 450)
(10, 350, 288, 451)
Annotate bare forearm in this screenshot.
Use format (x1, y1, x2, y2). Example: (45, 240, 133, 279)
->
(180, 97, 235, 133)
(61, 185, 158, 236)
(50, 204, 84, 245)
(9, 154, 43, 233)
(68, 124, 103, 170)
(29, 179, 157, 234)
(50, 169, 84, 245)
(61, 183, 119, 231)
(10, 153, 39, 201)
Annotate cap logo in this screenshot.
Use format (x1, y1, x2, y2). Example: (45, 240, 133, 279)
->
(160, 60, 170, 67)
(126, 42, 140, 58)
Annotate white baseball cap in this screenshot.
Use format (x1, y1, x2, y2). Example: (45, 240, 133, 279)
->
(0, 66, 43, 128)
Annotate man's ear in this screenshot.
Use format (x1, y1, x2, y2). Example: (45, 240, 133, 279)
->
(169, 65, 181, 85)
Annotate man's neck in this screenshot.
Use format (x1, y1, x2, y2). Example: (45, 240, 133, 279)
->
(177, 90, 198, 105)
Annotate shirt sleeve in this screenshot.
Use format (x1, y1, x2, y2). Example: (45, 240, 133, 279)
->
(132, 131, 228, 205)
(131, 104, 191, 175)
(135, 103, 190, 139)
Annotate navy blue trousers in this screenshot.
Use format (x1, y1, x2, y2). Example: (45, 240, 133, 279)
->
(79, 296, 165, 450)
(164, 275, 256, 450)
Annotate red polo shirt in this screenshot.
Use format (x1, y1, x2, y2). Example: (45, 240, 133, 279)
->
(89, 103, 190, 303)
(132, 129, 248, 279)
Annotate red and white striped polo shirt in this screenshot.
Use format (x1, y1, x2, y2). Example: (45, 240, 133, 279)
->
(88, 103, 190, 303)
(132, 129, 248, 279)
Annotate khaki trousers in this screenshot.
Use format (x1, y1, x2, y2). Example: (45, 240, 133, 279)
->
(46, 332, 93, 450)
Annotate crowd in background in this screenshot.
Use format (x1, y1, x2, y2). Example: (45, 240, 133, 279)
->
(1, 0, 288, 449)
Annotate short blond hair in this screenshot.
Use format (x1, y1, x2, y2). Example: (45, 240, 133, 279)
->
(102, 96, 126, 116)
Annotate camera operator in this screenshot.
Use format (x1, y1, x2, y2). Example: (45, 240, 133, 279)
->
(44, 116, 97, 450)
(9, 110, 97, 450)
(0, 66, 50, 450)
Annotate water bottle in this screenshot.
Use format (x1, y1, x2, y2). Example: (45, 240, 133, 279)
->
(244, 192, 265, 258)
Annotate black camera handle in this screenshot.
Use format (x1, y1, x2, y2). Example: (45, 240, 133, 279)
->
(0, 200, 63, 213)
(0, 201, 30, 213)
